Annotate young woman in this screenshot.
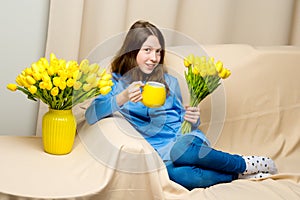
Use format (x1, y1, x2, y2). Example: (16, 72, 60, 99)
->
(85, 20, 277, 190)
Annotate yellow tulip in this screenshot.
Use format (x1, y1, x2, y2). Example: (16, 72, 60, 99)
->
(223, 69, 231, 79)
(38, 60, 45, 68)
(51, 60, 59, 69)
(75, 71, 82, 80)
(81, 65, 90, 74)
(101, 73, 112, 81)
(100, 86, 112, 95)
(192, 67, 199, 75)
(61, 75, 68, 82)
(53, 77, 61, 87)
(83, 83, 92, 92)
(58, 70, 68, 80)
(79, 59, 90, 74)
(28, 85, 37, 94)
(47, 66, 55, 76)
(207, 62, 217, 76)
(89, 63, 100, 73)
(26, 76, 36, 85)
(200, 71, 207, 77)
(19, 75, 30, 88)
(15, 76, 24, 86)
(66, 70, 74, 79)
(207, 68, 216, 76)
(66, 60, 74, 68)
(183, 59, 191, 67)
(50, 87, 59, 96)
(97, 68, 106, 77)
(24, 67, 33, 76)
(58, 81, 66, 90)
(72, 70, 79, 80)
(50, 53, 57, 62)
(58, 59, 66, 69)
(86, 74, 97, 84)
(194, 56, 201, 66)
(45, 81, 53, 90)
(208, 59, 215, 68)
(31, 63, 39, 73)
(42, 73, 51, 82)
(98, 80, 109, 88)
(218, 68, 228, 79)
(74, 81, 82, 90)
(32, 72, 42, 81)
(199, 63, 207, 72)
(187, 54, 195, 65)
(39, 58, 49, 69)
(7, 83, 17, 91)
(41, 81, 52, 90)
(90, 80, 98, 88)
(39, 81, 47, 89)
(79, 59, 89, 67)
(108, 80, 114, 86)
(215, 61, 223, 73)
(66, 78, 75, 87)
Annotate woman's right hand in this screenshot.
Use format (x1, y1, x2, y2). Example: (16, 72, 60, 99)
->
(127, 81, 144, 102)
(116, 81, 144, 106)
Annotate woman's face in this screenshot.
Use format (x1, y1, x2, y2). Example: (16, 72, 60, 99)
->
(136, 35, 162, 74)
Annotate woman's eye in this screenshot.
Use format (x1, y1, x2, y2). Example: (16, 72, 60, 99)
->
(142, 48, 161, 55)
(144, 48, 151, 52)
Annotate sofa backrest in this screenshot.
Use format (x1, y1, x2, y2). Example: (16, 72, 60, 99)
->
(164, 45, 300, 171)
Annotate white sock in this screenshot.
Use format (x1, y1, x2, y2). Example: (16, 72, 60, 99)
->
(242, 156, 277, 175)
(239, 172, 272, 179)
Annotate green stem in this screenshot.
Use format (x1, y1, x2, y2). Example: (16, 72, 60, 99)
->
(181, 120, 192, 134)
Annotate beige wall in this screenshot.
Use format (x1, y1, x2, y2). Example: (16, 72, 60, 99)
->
(1, 0, 299, 136)
(0, 0, 49, 135)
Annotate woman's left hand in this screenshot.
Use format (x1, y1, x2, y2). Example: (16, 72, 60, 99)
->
(184, 106, 200, 124)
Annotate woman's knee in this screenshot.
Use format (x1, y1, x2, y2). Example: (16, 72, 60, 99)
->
(166, 163, 202, 190)
(166, 163, 224, 189)
(170, 135, 204, 165)
(166, 163, 235, 189)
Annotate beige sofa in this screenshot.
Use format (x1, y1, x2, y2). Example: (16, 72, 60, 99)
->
(76, 44, 300, 199)
(1, 44, 299, 199)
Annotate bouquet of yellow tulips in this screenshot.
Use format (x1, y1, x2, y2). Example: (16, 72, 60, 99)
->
(7, 53, 113, 110)
(181, 54, 231, 134)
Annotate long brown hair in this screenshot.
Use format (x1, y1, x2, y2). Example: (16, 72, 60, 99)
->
(111, 20, 168, 90)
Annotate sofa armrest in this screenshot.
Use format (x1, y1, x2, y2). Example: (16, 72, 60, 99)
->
(77, 112, 165, 173)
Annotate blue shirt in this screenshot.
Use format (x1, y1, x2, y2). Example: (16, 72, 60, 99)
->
(85, 73, 210, 161)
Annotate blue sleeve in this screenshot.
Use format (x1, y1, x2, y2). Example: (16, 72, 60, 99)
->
(166, 74, 183, 103)
(85, 78, 121, 125)
(166, 74, 185, 122)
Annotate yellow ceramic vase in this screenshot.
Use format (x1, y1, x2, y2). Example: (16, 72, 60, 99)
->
(42, 108, 76, 155)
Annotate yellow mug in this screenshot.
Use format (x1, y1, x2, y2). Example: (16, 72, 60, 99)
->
(141, 81, 166, 108)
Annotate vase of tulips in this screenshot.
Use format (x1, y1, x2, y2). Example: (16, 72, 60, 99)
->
(7, 53, 113, 154)
(181, 54, 231, 134)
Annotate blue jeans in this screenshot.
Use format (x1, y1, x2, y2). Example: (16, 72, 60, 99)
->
(165, 135, 246, 189)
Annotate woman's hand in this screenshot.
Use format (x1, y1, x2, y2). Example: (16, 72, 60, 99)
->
(184, 106, 200, 125)
(127, 81, 144, 102)
(116, 81, 144, 106)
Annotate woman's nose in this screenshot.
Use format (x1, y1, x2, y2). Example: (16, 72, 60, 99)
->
(150, 51, 158, 62)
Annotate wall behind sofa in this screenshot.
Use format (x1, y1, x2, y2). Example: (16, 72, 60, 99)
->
(0, 0, 49, 135)
(1, 0, 299, 136)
